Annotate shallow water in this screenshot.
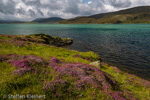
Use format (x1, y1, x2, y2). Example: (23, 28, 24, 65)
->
(0, 24, 150, 80)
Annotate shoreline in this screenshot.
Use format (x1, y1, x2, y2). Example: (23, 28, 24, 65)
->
(1, 33, 149, 80)
(100, 61, 150, 81)
(63, 45, 150, 81)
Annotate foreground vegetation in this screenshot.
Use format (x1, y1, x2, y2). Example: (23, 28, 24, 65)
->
(0, 34, 150, 100)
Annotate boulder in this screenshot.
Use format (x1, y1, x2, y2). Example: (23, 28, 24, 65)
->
(90, 61, 101, 68)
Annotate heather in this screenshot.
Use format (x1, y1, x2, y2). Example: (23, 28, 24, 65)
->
(0, 34, 150, 100)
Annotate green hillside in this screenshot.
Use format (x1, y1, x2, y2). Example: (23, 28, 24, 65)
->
(59, 6, 150, 24)
(32, 17, 65, 23)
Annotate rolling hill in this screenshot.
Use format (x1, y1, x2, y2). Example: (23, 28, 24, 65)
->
(32, 17, 65, 23)
(59, 6, 150, 24)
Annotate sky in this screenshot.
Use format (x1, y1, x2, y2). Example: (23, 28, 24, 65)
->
(0, 0, 150, 21)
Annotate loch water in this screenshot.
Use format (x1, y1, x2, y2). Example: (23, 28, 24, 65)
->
(0, 24, 150, 80)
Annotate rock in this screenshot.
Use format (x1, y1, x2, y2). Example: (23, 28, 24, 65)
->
(90, 61, 101, 68)
(63, 38, 73, 45)
(15, 33, 73, 47)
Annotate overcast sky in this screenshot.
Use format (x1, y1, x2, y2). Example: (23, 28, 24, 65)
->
(0, 0, 150, 21)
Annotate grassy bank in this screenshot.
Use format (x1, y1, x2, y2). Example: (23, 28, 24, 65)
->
(0, 34, 150, 100)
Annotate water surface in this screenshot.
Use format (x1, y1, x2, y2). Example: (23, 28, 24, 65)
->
(0, 24, 150, 80)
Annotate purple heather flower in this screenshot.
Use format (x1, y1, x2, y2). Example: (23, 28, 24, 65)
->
(76, 76, 99, 90)
(51, 62, 118, 90)
(0, 55, 7, 62)
(14, 41, 25, 46)
(43, 79, 69, 91)
(49, 57, 60, 68)
(107, 92, 127, 100)
(11, 60, 30, 68)
(7, 54, 48, 68)
(13, 67, 33, 76)
(6, 54, 21, 61)
(51, 57, 60, 64)
(4, 54, 49, 75)
(22, 55, 48, 66)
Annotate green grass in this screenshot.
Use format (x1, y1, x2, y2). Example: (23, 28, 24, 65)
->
(0, 42, 98, 64)
(0, 36, 10, 40)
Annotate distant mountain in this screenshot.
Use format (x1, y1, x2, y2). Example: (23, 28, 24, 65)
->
(32, 17, 65, 23)
(0, 20, 25, 23)
(0, 20, 15, 23)
(59, 6, 150, 24)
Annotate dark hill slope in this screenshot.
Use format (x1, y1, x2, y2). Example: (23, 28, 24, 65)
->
(59, 6, 150, 24)
(89, 6, 150, 19)
(32, 17, 65, 23)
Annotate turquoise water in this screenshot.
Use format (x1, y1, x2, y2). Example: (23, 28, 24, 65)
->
(0, 24, 150, 80)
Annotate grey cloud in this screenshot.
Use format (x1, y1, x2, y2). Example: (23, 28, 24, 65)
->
(37, 9, 44, 16)
(17, 7, 26, 14)
(22, 0, 41, 7)
(47, 11, 61, 17)
(0, 0, 149, 20)
(65, 0, 80, 14)
(22, 0, 62, 10)
(108, 0, 132, 8)
(78, 0, 106, 16)
(0, 0, 16, 14)
(29, 9, 36, 17)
